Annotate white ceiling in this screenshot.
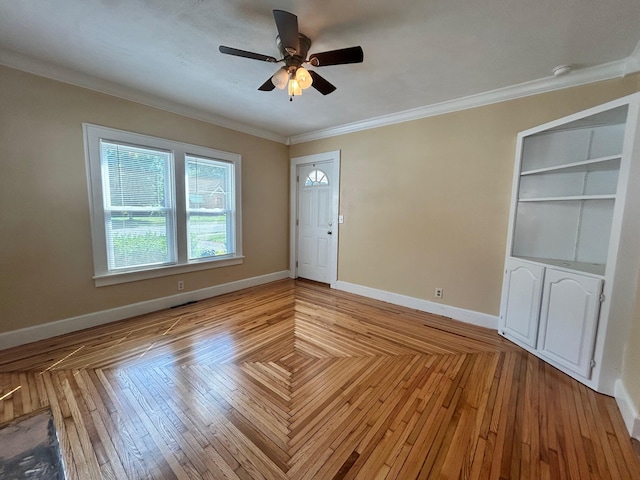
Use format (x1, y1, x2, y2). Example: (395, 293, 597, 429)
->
(1, 0, 639, 143)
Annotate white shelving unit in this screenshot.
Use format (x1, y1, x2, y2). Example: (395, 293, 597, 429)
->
(499, 93, 640, 395)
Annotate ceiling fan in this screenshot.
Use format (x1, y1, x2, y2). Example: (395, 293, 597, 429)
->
(219, 9, 364, 100)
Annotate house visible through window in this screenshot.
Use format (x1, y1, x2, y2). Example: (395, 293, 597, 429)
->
(186, 155, 235, 260)
(84, 124, 242, 286)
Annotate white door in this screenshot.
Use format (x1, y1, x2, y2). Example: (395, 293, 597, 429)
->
(500, 259, 545, 348)
(296, 161, 336, 283)
(537, 268, 603, 378)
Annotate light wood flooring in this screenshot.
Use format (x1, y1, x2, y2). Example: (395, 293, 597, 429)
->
(1, 279, 639, 479)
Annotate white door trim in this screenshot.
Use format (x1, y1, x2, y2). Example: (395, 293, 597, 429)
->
(290, 150, 340, 287)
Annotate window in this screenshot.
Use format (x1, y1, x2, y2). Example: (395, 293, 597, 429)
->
(304, 169, 329, 186)
(84, 124, 242, 286)
(186, 155, 235, 260)
(100, 141, 174, 270)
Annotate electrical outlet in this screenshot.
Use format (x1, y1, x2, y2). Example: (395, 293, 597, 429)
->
(435, 287, 443, 299)
(177, 280, 184, 291)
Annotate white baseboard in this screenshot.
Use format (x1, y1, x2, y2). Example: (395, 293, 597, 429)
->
(615, 379, 640, 440)
(0, 270, 290, 350)
(334, 281, 499, 330)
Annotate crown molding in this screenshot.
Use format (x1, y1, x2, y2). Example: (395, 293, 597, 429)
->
(287, 58, 634, 145)
(624, 39, 640, 76)
(2, 47, 637, 147)
(0, 48, 288, 144)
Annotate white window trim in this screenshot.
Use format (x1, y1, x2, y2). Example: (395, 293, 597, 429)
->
(84, 123, 243, 287)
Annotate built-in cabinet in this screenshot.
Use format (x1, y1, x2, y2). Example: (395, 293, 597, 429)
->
(501, 259, 544, 348)
(500, 93, 640, 394)
(502, 259, 603, 378)
(537, 268, 602, 378)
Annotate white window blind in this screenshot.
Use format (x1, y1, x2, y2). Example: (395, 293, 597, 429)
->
(101, 141, 175, 270)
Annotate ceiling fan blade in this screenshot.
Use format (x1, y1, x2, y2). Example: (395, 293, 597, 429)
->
(273, 10, 299, 55)
(258, 77, 276, 91)
(309, 71, 336, 95)
(219, 45, 277, 63)
(309, 46, 364, 66)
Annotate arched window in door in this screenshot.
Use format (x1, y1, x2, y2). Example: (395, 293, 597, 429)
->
(304, 169, 329, 186)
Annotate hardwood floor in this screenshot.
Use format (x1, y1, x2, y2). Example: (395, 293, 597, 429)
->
(1, 279, 639, 479)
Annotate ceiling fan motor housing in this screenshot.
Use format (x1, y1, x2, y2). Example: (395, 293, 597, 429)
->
(277, 34, 311, 70)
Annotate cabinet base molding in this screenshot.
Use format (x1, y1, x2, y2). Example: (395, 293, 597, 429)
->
(615, 379, 640, 440)
(335, 281, 498, 330)
(500, 330, 605, 393)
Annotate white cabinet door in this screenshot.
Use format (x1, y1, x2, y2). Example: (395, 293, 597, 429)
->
(500, 259, 545, 348)
(537, 269, 603, 377)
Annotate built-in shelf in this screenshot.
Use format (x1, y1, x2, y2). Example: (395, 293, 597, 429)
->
(501, 95, 640, 395)
(520, 155, 621, 176)
(518, 194, 616, 202)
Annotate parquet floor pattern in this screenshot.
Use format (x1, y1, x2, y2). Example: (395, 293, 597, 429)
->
(1, 279, 639, 479)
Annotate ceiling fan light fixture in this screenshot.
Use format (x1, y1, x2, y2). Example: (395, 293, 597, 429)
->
(272, 67, 289, 89)
(295, 67, 313, 89)
(288, 78, 302, 96)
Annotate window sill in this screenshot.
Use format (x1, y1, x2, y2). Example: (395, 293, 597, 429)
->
(93, 256, 244, 287)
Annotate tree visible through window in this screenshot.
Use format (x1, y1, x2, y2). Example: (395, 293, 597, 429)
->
(186, 155, 235, 260)
(101, 141, 172, 270)
(84, 124, 242, 284)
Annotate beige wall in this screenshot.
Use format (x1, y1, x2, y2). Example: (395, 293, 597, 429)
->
(291, 75, 640, 315)
(2, 63, 640, 414)
(0, 65, 289, 334)
(622, 269, 640, 407)
(291, 75, 640, 412)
